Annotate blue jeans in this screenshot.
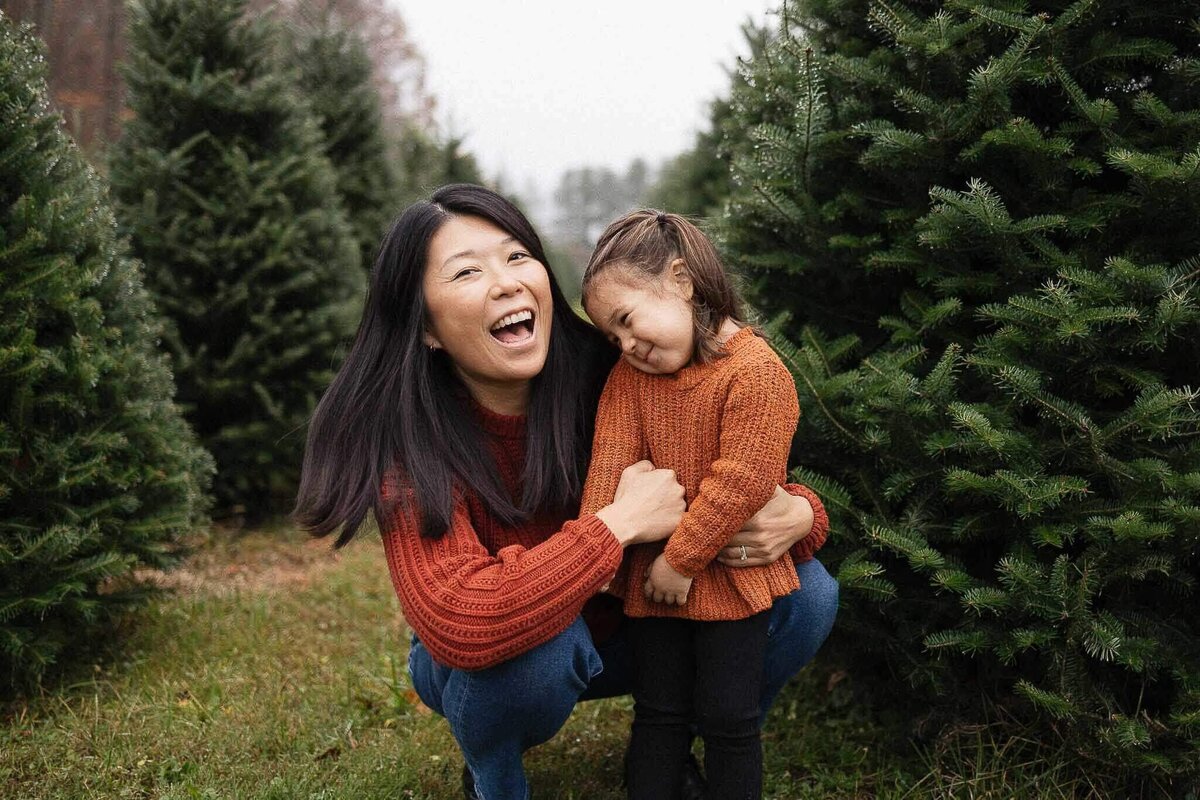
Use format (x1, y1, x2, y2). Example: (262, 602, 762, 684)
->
(408, 558, 839, 800)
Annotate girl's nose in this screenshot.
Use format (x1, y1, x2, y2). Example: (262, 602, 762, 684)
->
(621, 336, 638, 354)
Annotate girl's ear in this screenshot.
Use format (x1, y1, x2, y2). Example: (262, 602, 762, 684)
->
(669, 258, 694, 300)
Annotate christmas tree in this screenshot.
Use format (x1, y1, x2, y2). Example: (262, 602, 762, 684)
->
(110, 0, 365, 514)
(1, 15, 212, 691)
(288, 23, 397, 273)
(393, 127, 483, 209)
(722, 0, 1199, 780)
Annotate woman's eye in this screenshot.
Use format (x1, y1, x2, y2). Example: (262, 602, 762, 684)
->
(452, 267, 478, 280)
(509, 251, 530, 262)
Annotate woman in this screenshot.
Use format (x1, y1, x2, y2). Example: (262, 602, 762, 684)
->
(294, 184, 838, 800)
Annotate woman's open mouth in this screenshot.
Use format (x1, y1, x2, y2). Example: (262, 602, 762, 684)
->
(489, 309, 536, 346)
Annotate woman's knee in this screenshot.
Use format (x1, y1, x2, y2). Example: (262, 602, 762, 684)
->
(761, 558, 839, 703)
(788, 558, 839, 631)
(442, 618, 603, 751)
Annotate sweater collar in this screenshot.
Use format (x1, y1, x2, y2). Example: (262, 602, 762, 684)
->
(663, 326, 759, 390)
(469, 396, 527, 440)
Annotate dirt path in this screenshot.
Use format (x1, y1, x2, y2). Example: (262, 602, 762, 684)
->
(130, 523, 365, 597)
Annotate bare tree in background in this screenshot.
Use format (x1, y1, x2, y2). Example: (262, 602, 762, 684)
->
(1, 0, 434, 153)
(248, 0, 435, 129)
(551, 158, 655, 281)
(1, 0, 126, 154)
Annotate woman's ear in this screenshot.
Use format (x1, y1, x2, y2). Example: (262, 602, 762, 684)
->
(669, 258, 693, 300)
(423, 330, 442, 350)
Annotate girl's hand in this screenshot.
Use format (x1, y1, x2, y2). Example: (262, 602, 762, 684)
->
(596, 461, 686, 548)
(644, 554, 692, 605)
(717, 485, 813, 567)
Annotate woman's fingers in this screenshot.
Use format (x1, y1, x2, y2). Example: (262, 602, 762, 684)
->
(716, 542, 772, 567)
(611, 460, 654, 503)
(617, 464, 685, 542)
(602, 463, 687, 546)
(730, 487, 813, 564)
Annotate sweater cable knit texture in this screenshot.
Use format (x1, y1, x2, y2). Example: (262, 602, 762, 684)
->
(381, 383, 829, 670)
(581, 327, 804, 621)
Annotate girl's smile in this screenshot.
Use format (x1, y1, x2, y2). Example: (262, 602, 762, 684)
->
(583, 267, 695, 375)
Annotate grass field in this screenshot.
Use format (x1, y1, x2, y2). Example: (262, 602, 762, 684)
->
(0, 525, 1129, 799)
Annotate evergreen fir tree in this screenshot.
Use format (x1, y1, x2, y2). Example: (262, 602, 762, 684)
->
(109, 0, 364, 514)
(648, 22, 769, 219)
(393, 125, 483, 208)
(1, 15, 212, 691)
(722, 0, 1200, 781)
(288, 23, 397, 272)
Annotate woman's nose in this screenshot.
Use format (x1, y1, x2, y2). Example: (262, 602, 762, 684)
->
(489, 270, 523, 298)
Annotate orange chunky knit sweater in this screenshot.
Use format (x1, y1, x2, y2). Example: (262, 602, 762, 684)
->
(381, 390, 828, 670)
(581, 327, 803, 621)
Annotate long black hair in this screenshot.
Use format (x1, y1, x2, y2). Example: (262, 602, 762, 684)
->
(292, 184, 615, 545)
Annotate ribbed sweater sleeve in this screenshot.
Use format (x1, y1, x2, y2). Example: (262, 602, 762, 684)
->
(663, 357, 801, 578)
(580, 361, 648, 516)
(379, 486, 623, 671)
(784, 483, 830, 562)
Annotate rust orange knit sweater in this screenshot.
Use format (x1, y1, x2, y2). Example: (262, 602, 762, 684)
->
(581, 327, 803, 621)
(381, 392, 828, 670)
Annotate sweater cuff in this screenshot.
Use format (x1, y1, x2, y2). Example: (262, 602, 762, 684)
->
(662, 539, 706, 579)
(786, 484, 830, 562)
(580, 512, 625, 563)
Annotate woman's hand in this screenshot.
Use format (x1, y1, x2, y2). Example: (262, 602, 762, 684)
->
(644, 554, 692, 605)
(595, 460, 686, 548)
(717, 485, 813, 567)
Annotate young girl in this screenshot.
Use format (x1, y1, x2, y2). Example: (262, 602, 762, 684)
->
(580, 210, 801, 799)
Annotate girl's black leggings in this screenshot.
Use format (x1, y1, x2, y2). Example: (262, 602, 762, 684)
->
(626, 609, 772, 800)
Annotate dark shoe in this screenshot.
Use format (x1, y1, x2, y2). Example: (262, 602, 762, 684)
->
(680, 753, 706, 800)
(462, 764, 481, 800)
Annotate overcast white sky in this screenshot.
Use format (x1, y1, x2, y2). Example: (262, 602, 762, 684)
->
(394, 0, 779, 221)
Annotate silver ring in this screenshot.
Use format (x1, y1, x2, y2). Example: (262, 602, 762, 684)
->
(739, 545, 748, 562)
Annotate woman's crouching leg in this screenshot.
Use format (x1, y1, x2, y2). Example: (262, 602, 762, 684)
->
(407, 617, 603, 800)
(760, 557, 840, 721)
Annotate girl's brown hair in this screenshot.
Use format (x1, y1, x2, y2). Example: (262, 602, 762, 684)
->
(582, 210, 746, 363)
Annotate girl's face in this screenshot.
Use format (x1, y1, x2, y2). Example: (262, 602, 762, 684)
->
(422, 214, 553, 397)
(584, 263, 695, 375)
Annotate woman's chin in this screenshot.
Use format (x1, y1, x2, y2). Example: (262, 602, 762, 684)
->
(487, 335, 549, 379)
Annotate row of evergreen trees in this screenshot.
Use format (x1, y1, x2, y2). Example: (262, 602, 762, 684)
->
(1, 16, 211, 692)
(110, 0, 478, 512)
(2, 0, 477, 692)
(109, 0, 366, 513)
(660, 0, 1199, 787)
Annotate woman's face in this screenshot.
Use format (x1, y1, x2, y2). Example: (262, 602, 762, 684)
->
(422, 214, 554, 399)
